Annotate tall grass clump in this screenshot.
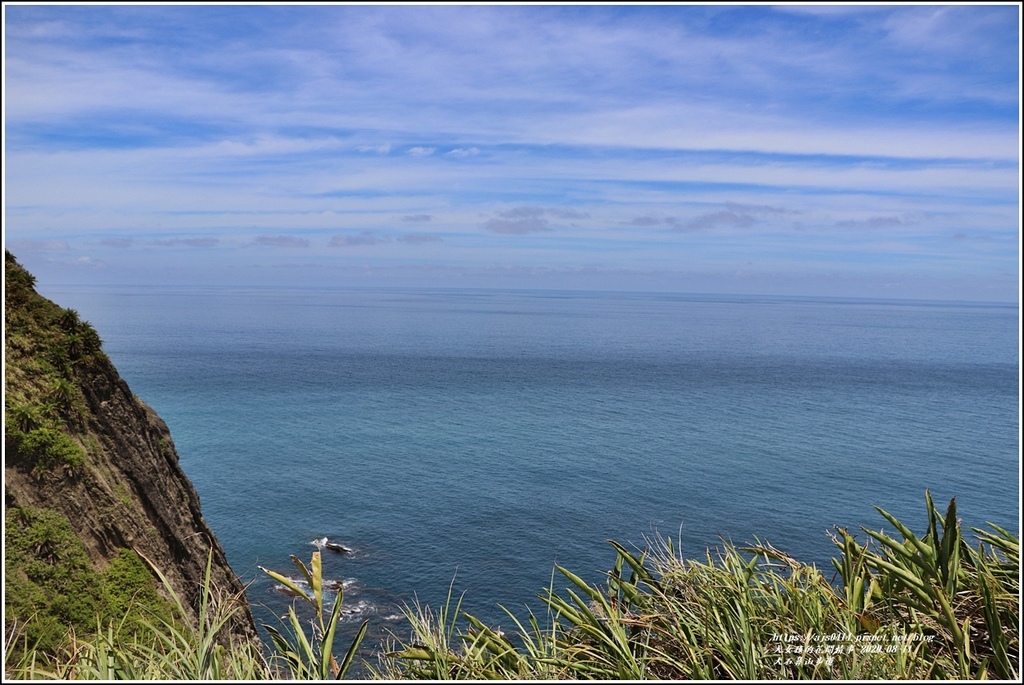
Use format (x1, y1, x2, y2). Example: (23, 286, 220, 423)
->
(4, 551, 269, 680)
(378, 491, 1018, 680)
(5, 549, 369, 680)
(6, 491, 1015, 680)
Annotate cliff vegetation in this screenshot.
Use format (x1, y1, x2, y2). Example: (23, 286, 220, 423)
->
(4, 251, 256, 661)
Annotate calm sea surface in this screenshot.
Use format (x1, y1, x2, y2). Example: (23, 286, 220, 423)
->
(41, 286, 1020, 662)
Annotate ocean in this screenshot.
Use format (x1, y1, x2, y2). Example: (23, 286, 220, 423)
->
(39, 285, 1020, 664)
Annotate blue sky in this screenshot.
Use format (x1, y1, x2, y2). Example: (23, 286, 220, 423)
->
(3, 3, 1020, 301)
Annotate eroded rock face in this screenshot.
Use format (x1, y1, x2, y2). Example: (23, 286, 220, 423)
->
(4, 251, 257, 643)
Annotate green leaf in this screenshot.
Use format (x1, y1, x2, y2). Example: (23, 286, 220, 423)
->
(259, 566, 310, 601)
(389, 647, 436, 661)
(336, 619, 369, 679)
(608, 540, 655, 585)
(289, 555, 315, 605)
(937, 496, 960, 595)
(871, 508, 937, 576)
(311, 550, 324, 622)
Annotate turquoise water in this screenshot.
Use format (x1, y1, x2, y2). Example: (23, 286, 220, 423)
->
(42, 286, 1019, 660)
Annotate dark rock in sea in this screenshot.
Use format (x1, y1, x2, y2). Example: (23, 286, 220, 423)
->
(324, 541, 352, 554)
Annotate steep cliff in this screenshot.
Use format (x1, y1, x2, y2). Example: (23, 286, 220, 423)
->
(4, 251, 256, 648)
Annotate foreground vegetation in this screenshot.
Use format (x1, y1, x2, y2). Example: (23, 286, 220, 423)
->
(4, 492, 1017, 680)
(4, 507, 176, 657)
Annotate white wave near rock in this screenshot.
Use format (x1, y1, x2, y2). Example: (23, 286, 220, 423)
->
(311, 536, 354, 554)
(271, 575, 357, 598)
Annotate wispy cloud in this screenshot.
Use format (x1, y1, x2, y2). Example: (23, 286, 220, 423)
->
(479, 207, 590, 235)
(676, 210, 756, 232)
(549, 208, 589, 220)
(399, 234, 443, 244)
(2, 4, 1017, 301)
(356, 143, 392, 154)
(253, 235, 310, 248)
(7, 239, 70, 251)
(725, 202, 793, 216)
(836, 216, 905, 230)
(629, 216, 661, 227)
(328, 231, 384, 247)
(484, 207, 553, 235)
(152, 237, 221, 247)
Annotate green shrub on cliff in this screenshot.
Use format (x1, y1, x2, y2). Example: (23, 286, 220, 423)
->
(5, 550, 270, 681)
(4, 507, 181, 655)
(4, 507, 106, 654)
(4, 251, 99, 475)
(101, 549, 176, 631)
(3, 508, 178, 660)
(4, 550, 367, 680)
(8, 426, 85, 472)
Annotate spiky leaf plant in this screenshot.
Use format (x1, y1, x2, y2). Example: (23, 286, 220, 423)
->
(259, 551, 369, 679)
(378, 492, 1018, 680)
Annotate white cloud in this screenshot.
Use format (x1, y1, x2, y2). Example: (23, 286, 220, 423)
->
(356, 142, 392, 154)
(532, 103, 1017, 161)
(2, 5, 1016, 299)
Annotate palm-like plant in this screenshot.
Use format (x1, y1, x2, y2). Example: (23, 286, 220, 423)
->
(63, 333, 84, 361)
(7, 402, 43, 433)
(56, 308, 81, 332)
(835, 492, 1019, 679)
(259, 551, 369, 679)
(47, 378, 77, 409)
